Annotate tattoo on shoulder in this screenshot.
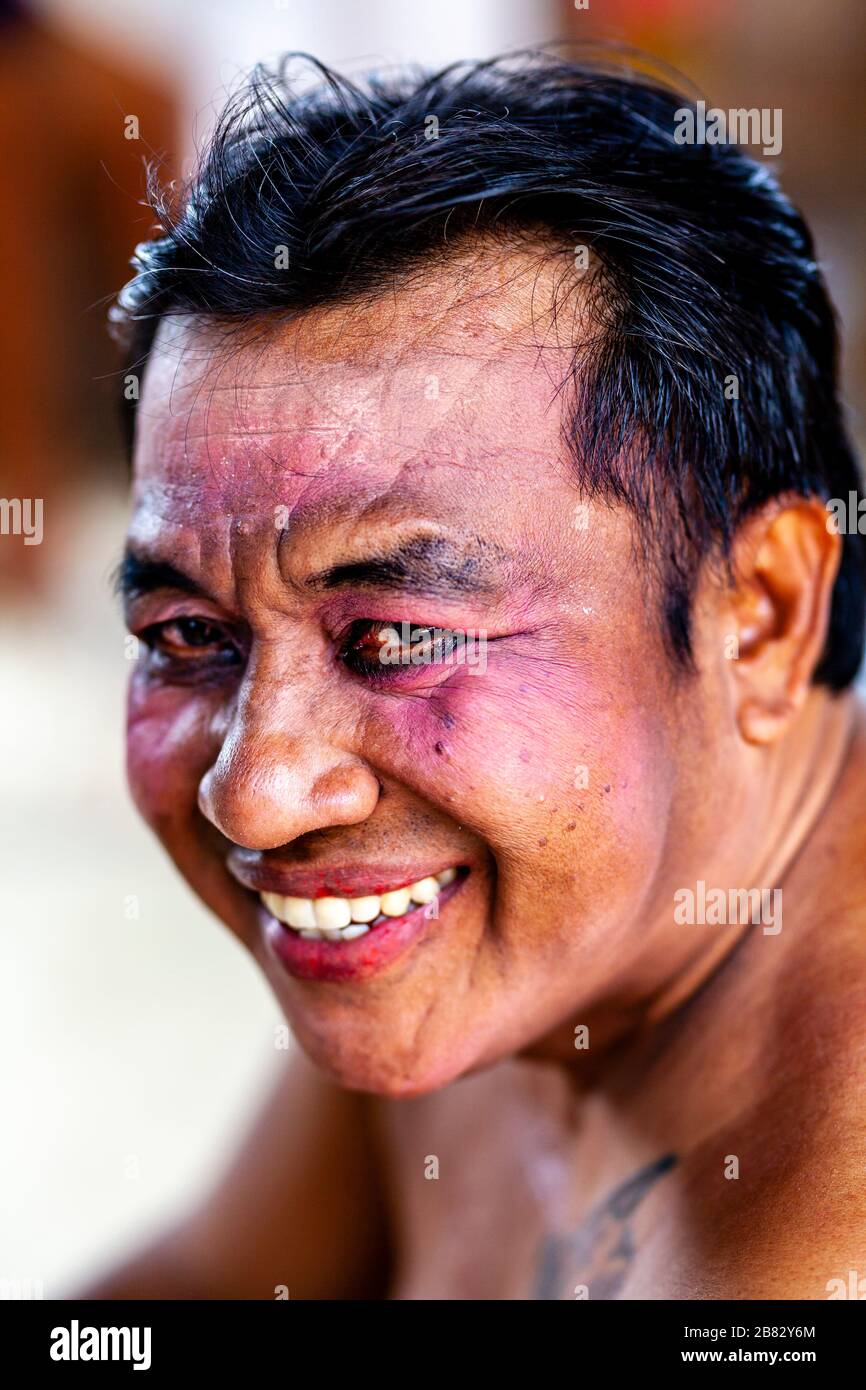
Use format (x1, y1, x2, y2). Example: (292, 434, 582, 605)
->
(533, 1152, 677, 1300)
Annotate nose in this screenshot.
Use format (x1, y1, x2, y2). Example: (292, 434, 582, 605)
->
(197, 662, 380, 850)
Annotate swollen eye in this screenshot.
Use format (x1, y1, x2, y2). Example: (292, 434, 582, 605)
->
(340, 620, 456, 675)
(346, 622, 403, 663)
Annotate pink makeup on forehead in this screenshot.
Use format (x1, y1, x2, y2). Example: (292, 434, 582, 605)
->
(132, 314, 577, 631)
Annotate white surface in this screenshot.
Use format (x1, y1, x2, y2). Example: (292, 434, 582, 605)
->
(38, 0, 557, 139)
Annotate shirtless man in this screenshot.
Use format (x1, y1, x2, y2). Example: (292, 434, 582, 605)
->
(91, 53, 866, 1299)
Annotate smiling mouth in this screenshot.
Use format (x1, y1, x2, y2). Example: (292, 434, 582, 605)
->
(259, 867, 459, 943)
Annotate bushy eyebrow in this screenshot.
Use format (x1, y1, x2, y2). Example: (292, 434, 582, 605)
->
(116, 533, 506, 608)
(303, 534, 503, 600)
(115, 550, 203, 601)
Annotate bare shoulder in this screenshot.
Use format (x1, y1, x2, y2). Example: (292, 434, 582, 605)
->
(187, 1048, 391, 1297)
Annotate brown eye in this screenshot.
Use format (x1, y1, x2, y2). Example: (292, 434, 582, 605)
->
(141, 616, 242, 677)
(156, 617, 226, 652)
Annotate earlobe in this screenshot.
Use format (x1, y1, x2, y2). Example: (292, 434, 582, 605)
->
(725, 499, 841, 745)
(738, 694, 798, 744)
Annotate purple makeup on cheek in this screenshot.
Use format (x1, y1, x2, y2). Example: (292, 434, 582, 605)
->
(361, 656, 547, 795)
(126, 679, 217, 821)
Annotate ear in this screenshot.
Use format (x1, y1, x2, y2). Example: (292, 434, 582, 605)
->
(721, 498, 841, 744)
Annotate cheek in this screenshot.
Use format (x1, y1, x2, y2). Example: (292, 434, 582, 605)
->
(364, 655, 674, 905)
(126, 674, 219, 833)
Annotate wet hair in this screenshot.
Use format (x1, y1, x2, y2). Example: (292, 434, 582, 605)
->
(112, 48, 866, 688)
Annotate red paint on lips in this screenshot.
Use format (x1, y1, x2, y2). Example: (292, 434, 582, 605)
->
(258, 873, 466, 983)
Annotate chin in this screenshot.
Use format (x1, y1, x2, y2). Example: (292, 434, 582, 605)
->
(278, 997, 493, 1099)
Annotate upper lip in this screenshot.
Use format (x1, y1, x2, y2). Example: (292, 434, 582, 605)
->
(227, 853, 464, 900)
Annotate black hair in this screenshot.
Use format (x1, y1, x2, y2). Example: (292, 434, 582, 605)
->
(112, 48, 866, 688)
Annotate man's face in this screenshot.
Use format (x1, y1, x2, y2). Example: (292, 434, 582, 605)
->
(123, 251, 729, 1096)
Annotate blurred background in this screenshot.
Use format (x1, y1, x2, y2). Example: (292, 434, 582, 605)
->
(1, 0, 864, 1296)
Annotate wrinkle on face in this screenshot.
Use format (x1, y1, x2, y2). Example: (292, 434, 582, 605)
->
(125, 240, 725, 1097)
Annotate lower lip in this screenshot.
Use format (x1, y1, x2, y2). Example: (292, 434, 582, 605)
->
(260, 875, 465, 983)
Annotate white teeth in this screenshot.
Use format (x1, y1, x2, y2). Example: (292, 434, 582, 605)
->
(341, 923, 370, 941)
(348, 896, 380, 923)
(284, 896, 317, 930)
(313, 897, 352, 930)
(408, 876, 440, 904)
(262, 892, 285, 921)
(260, 867, 460, 940)
(380, 887, 412, 917)
(263, 893, 317, 929)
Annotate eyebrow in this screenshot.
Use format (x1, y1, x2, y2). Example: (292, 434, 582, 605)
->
(116, 533, 507, 607)
(303, 535, 503, 600)
(116, 550, 203, 602)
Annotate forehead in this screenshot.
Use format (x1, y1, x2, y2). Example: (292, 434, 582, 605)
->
(131, 245, 581, 538)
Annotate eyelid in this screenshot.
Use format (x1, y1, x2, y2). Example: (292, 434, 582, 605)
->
(150, 615, 219, 635)
(338, 617, 460, 649)
(138, 612, 244, 662)
(142, 616, 222, 647)
(338, 617, 491, 682)
(320, 588, 499, 637)
(127, 595, 233, 631)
